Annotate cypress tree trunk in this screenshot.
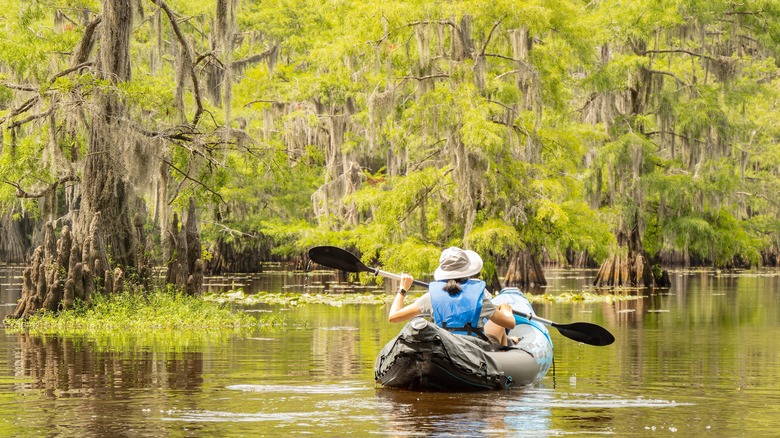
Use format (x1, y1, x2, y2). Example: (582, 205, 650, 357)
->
(77, 0, 135, 267)
(504, 248, 547, 287)
(11, 0, 136, 319)
(593, 215, 664, 287)
(0, 211, 31, 263)
(165, 198, 203, 295)
(567, 248, 597, 268)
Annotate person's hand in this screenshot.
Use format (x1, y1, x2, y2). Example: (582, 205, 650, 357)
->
(498, 303, 513, 315)
(399, 274, 414, 291)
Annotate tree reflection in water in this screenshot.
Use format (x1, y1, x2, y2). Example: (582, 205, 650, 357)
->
(14, 334, 203, 399)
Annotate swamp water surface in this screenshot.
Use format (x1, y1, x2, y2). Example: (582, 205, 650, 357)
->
(1, 266, 779, 437)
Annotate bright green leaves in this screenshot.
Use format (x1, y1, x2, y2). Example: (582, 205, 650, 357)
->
(467, 219, 522, 258)
(459, 87, 505, 156)
(677, 85, 727, 140)
(348, 166, 447, 239)
(663, 209, 761, 267)
(585, 54, 648, 93)
(376, 239, 441, 279)
(0, 0, 87, 79)
(596, 0, 683, 43)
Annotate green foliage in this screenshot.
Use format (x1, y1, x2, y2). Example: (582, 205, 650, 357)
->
(376, 240, 441, 278)
(467, 219, 522, 257)
(1, 0, 780, 275)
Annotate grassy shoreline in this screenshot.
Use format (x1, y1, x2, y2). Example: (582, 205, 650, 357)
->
(3, 288, 275, 336)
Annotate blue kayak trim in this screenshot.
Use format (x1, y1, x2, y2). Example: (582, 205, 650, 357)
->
(492, 288, 553, 346)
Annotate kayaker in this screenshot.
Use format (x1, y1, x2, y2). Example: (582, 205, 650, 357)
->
(388, 246, 516, 345)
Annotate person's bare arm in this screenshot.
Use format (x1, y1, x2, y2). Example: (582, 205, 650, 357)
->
(388, 274, 421, 322)
(489, 303, 516, 329)
(388, 301, 423, 322)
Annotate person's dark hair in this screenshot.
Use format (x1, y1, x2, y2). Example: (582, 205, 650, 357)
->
(443, 278, 468, 296)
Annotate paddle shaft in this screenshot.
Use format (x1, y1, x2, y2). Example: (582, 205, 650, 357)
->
(374, 268, 428, 288)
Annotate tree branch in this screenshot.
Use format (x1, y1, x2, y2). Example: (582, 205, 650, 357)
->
(495, 69, 521, 80)
(233, 45, 277, 70)
(410, 139, 446, 172)
(648, 69, 689, 85)
(479, 18, 504, 57)
(0, 97, 40, 125)
(400, 168, 453, 220)
(149, 0, 204, 125)
(244, 99, 286, 108)
(7, 107, 54, 130)
(50, 61, 94, 82)
(202, 220, 258, 238)
(485, 52, 520, 62)
(71, 16, 102, 66)
(3, 175, 80, 199)
(736, 191, 779, 207)
(1, 83, 38, 92)
(398, 74, 450, 81)
(161, 157, 225, 204)
(642, 49, 720, 63)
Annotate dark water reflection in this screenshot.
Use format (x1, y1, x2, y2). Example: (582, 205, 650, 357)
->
(1, 268, 779, 436)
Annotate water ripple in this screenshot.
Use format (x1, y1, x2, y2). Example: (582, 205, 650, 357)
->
(526, 392, 695, 409)
(226, 383, 364, 394)
(162, 410, 322, 422)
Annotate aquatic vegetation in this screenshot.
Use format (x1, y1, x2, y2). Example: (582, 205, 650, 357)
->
(523, 291, 644, 303)
(3, 288, 281, 336)
(204, 289, 402, 306)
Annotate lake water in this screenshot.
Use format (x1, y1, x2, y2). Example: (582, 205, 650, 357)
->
(1, 267, 779, 436)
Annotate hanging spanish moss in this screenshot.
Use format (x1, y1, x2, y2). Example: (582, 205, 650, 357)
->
(311, 161, 363, 225)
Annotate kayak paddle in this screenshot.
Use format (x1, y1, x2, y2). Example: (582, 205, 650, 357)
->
(308, 245, 615, 346)
(308, 245, 429, 288)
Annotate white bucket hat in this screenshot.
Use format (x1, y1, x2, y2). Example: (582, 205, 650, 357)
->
(433, 247, 483, 281)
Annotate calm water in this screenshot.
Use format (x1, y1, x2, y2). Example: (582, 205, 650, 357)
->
(1, 267, 779, 437)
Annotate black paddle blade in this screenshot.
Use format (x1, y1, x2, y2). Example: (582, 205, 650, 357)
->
(308, 246, 372, 274)
(553, 322, 615, 346)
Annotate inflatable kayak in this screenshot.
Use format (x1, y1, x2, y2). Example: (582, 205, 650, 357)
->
(374, 288, 554, 391)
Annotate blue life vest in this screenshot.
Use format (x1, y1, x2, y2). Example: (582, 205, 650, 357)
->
(430, 279, 486, 337)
